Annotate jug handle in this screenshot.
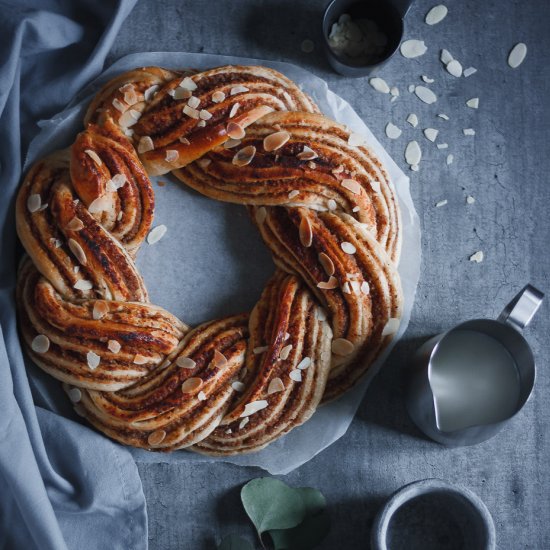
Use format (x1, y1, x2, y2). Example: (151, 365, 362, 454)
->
(497, 284, 544, 332)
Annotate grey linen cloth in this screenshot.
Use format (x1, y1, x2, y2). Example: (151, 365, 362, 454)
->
(0, 1, 149, 549)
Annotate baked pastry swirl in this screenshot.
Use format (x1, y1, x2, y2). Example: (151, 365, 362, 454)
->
(16, 65, 403, 454)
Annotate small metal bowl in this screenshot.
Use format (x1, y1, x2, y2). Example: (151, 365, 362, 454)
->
(322, 0, 408, 77)
(371, 479, 496, 550)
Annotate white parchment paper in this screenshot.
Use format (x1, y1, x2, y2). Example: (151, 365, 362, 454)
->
(26, 52, 421, 474)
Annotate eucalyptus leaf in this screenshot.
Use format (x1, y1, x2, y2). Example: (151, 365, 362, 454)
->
(241, 478, 307, 534)
(217, 534, 255, 550)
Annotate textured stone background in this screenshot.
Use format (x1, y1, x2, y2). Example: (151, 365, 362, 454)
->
(108, 0, 550, 548)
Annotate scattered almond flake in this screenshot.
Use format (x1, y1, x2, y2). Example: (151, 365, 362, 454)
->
(118, 109, 141, 127)
(508, 43, 527, 68)
(406, 113, 419, 128)
(253, 345, 268, 354)
(255, 207, 267, 225)
(369, 77, 390, 94)
(147, 430, 166, 446)
(88, 195, 111, 214)
(347, 132, 365, 147)
(437, 143, 449, 149)
(240, 400, 268, 417)
(288, 190, 300, 200)
(111, 174, 127, 190)
(74, 279, 93, 291)
(230, 85, 249, 96)
(435, 199, 448, 207)
(67, 387, 82, 403)
(123, 87, 138, 106)
(68, 238, 87, 265)
(124, 128, 134, 138)
(92, 302, 108, 320)
(440, 49, 453, 64)
(267, 377, 285, 395)
(341, 178, 361, 194)
(144, 84, 159, 101)
(317, 276, 338, 290)
(212, 90, 226, 103)
(31, 334, 50, 354)
(116, 211, 123, 221)
(50, 238, 62, 248)
(469, 250, 484, 263)
(370, 180, 381, 193)
(411, 164, 419, 172)
(463, 67, 477, 78)
(297, 145, 318, 161)
(172, 87, 192, 100)
(176, 356, 196, 369)
(27, 194, 42, 213)
(342, 281, 351, 294)
(106, 179, 117, 193)
(180, 76, 197, 91)
(423, 128, 439, 142)
(198, 391, 207, 401)
(112, 98, 125, 112)
(263, 130, 290, 152)
(73, 266, 80, 274)
(279, 344, 293, 361)
(297, 357, 311, 371)
(37, 202, 49, 212)
(408, 84, 415, 93)
(463, 128, 476, 136)
(425, 4, 448, 25)
(224, 138, 241, 149)
(405, 141, 422, 166)
(227, 121, 246, 140)
(350, 280, 361, 294)
(231, 381, 246, 392)
(133, 354, 148, 365)
(327, 199, 337, 211)
(301, 39, 314, 53)
(319, 252, 335, 276)
(446, 59, 463, 77)
(400, 39, 427, 58)
(212, 349, 228, 368)
(307, 161, 317, 170)
(289, 369, 302, 382)
(421, 75, 435, 84)
(446, 154, 454, 165)
(147, 224, 167, 245)
(186, 96, 200, 110)
(233, 145, 256, 167)
(86, 351, 100, 370)
(108, 340, 121, 353)
(414, 86, 437, 104)
(238, 417, 250, 429)
(390, 86, 399, 98)
(466, 98, 479, 109)
(182, 104, 200, 119)
(332, 338, 354, 356)
(437, 113, 450, 120)
(137, 136, 154, 153)
(225, 428, 233, 434)
(352, 206, 360, 213)
(299, 216, 313, 247)
(84, 149, 102, 166)
(341, 241, 356, 255)
(361, 281, 370, 294)
(385, 122, 402, 139)
(198, 109, 212, 121)
(382, 317, 401, 336)
(165, 150, 179, 163)
(181, 377, 203, 393)
(466, 195, 476, 204)
(179, 137, 191, 145)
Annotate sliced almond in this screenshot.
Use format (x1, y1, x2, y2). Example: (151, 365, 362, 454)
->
(224, 138, 241, 149)
(179, 137, 191, 145)
(263, 131, 290, 152)
(229, 102, 240, 118)
(414, 86, 437, 104)
(133, 354, 148, 365)
(183, 104, 199, 119)
(212, 349, 228, 368)
(147, 224, 167, 245)
(65, 217, 84, 232)
(446, 59, 463, 77)
(187, 96, 201, 109)
(239, 417, 250, 430)
(423, 128, 439, 142)
(199, 109, 212, 121)
(279, 344, 293, 360)
(138, 136, 154, 153)
(148, 430, 166, 446)
(231, 381, 246, 392)
(197, 158, 211, 169)
(230, 85, 249, 95)
(118, 109, 141, 128)
(348, 133, 365, 147)
(165, 150, 179, 163)
(425, 4, 448, 25)
(342, 281, 351, 294)
(88, 195, 111, 214)
(226, 121, 246, 140)
(382, 317, 401, 336)
(317, 276, 338, 290)
(27, 194, 42, 213)
(327, 199, 337, 211)
(212, 91, 225, 103)
(181, 377, 203, 393)
(31, 334, 50, 354)
(331, 338, 354, 356)
(253, 345, 268, 354)
(385, 122, 402, 140)
(361, 281, 370, 295)
(108, 340, 121, 353)
(400, 39, 427, 58)
(342, 179, 361, 194)
(198, 390, 207, 401)
(176, 356, 196, 369)
(406, 113, 419, 128)
(92, 302, 108, 320)
(180, 76, 197, 91)
(297, 357, 311, 370)
(299, 216, 313, 247)
(112, 98, 125, 112)
(68, 238, 87, 265)
(289, 369, 302, 382)
(405, 141, 422, 166)
(144, 84, 159, 101)
(84, 149, 102, 166)
(341, 241, 356, 254)
(370, 180, 381, 194)
(288, 189, 300, 200)
(240, 400, 268, 417)
(319, 252, 335, 276)
(232, 145, 256, 167)
(255, 207, 267, 225)
(297, 146, 318, 161)
(86, 350, 100, 369)
(466, 97, 479, 109)
(267, 377, 285, 395)
(74, 279, 93, 291)
(469, 250, 484, 263)
(369, 77, 390, 94)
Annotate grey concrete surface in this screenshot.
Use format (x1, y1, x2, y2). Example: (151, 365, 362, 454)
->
(107, 0, 550, 548)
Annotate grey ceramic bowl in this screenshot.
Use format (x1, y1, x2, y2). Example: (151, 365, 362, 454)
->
(371, 479, 496, 550)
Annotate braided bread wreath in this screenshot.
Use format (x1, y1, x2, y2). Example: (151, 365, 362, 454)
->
(16, 65, 403, 455)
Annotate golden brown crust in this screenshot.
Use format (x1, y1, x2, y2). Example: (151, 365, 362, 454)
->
(16, 64, 403, 455)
